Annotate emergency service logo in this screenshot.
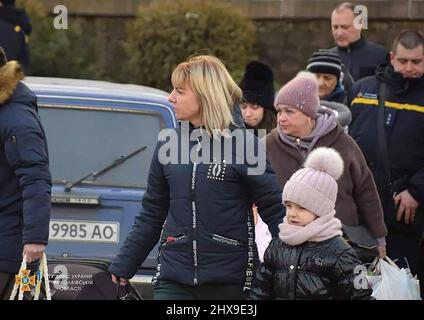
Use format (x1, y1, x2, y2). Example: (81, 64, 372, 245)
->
(15, 268, 36, 292)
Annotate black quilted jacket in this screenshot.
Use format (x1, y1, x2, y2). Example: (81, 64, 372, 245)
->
(250, 236, 373, 300)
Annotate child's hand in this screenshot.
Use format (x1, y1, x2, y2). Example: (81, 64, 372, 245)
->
(252, 204, 258, 225)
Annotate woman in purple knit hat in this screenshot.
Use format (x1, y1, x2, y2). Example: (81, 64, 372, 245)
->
(264, 71, 387, 263)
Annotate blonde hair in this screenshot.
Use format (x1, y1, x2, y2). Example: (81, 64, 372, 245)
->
(171, 55, 242, 138)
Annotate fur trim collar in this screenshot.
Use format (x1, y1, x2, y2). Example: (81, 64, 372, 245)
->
(0, 61, 24, 104)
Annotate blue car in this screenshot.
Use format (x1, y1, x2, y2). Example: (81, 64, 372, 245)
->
(24, 77, 176, 299)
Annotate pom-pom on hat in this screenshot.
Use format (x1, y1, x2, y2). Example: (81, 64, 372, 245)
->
(282, 147, 344, 217)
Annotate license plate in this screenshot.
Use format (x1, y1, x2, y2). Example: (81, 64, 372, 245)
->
(49, 220, 119, 243)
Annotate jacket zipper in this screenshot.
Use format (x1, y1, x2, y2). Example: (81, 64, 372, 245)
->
(191, 133, 203, 285)
(296, 138, 300, 146)
(191, 134, 204, 285)
(162, 234, 187, 247)
(191, 162, 199, 285)
(295, 138, 302, 155)
(347, 47, 351, 76)
(211, 234, 246, 247)
(289, 247, 303, 300)
(295, 138, 305, 162)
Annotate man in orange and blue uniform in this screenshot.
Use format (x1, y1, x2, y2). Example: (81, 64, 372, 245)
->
(348, 30, 424, 297)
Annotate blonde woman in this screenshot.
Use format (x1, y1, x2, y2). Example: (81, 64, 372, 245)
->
(109, 55, 284, 300)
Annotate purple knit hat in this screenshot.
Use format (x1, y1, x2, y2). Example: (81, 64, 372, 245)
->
(274, 71, 320, 119)
(282, 147, 344, 217)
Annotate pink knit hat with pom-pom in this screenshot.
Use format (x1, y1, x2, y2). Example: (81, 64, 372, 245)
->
(282, 147, 344, 217)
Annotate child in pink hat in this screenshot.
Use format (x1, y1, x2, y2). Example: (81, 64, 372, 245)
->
(250, 147, 373, 300)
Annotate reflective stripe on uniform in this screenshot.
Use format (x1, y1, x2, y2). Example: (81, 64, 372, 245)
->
(352, 97, 424, 113)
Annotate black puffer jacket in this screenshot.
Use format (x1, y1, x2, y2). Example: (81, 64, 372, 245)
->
(250, 236, 372, 300)
(110, 123, 285, 289)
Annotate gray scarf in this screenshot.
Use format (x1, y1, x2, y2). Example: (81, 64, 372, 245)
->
(277, 107, 337, 160)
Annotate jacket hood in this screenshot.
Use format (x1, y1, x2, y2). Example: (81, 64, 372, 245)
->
(320, 100, 352, 127)
(376, 63, 424, 95)
(0, 60, 25, 104)
(232, 103, 246, 128)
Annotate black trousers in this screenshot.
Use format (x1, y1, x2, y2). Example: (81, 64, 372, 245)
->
(386, 232, 424, 298)
(0, 272, 14, 300)
(382, 194, 424, 298)
(154, 280, 247, 300)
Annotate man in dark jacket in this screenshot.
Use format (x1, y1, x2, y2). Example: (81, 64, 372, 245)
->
(330, 2, 388, 82)
(348, 30, 424, 296)
(0, 48, 51, 299)
(305, 50, 353, 128)
(0, 0, 31, 73)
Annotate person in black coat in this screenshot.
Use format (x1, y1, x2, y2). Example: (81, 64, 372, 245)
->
(250, 147, 372, 300)
(347, 30, 424, 297)
(0, 48, 51, 299)
(239, 61, 277, 136)
(306, 50, 347, 104)
(109, 55, 285, 300)
(330, 2, 388, 82)
(305, 50, 353, 128)
(0, 0, 32, 73)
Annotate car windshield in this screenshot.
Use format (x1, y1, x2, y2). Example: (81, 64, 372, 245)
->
(39, 105, 163, 188)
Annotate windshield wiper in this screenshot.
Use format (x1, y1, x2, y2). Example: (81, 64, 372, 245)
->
(64, 145, 147, 192)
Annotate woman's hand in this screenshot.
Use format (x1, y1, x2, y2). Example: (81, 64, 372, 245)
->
(376, 245, 386, 259)
(23, 244, 46, 263)
(111, 274, 129, 286)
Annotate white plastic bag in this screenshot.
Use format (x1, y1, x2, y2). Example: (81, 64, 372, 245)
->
(368, 257, 421, 300)
(9, 253, 52, 300)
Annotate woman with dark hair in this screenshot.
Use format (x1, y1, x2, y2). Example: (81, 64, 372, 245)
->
(239, 61, 277, 136)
